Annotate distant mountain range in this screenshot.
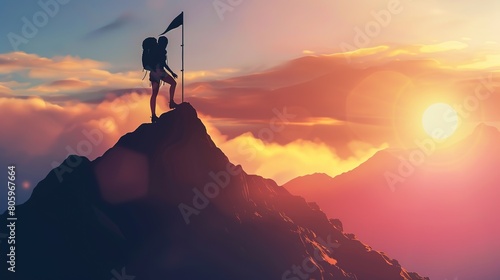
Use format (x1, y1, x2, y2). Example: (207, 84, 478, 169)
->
(285, 124, 500, 280)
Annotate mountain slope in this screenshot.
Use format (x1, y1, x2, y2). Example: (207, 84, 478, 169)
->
(1, 103, 427, 280)
(285, 124, 500, 280)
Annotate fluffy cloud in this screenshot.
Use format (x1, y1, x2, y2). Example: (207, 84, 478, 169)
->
(0, 94, 153, 160)
(205, 123, 388, 185)
(0, 91, 166, 207)
(0, 51, 241, 98)
(419, 41, 469, 53)
(0, 52, 105, 75)
(185, 68, 239, 81)
(195, 111, 387, 185)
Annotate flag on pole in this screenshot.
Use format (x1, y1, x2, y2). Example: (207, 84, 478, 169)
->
(159, 11, 185, 102)
(160, 12, 183, 35)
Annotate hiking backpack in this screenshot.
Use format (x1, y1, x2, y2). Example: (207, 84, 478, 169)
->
(142, 37, 158, 71)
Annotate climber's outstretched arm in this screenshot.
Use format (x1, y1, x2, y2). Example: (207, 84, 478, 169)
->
(164, 64, 177, 79)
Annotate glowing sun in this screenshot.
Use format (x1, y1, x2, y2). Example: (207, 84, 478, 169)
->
(422, 103, 459, 140)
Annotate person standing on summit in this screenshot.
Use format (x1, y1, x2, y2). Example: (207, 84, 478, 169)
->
(143, 36, 178, 123)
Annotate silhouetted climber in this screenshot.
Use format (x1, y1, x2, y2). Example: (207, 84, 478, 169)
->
(142, 36, 178, 123)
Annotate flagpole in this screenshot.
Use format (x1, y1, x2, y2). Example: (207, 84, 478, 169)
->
(160, 12, 184, 103)
(181, 13, 184, 103)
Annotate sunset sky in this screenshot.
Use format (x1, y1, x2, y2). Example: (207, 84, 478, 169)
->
(2, 2, 500, 280)
(1, 0, 500, 210)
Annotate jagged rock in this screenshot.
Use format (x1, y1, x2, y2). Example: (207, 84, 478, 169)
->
(330, 218, 343, 232)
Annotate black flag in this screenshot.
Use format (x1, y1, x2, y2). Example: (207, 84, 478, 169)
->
(160, 12, 183, 35)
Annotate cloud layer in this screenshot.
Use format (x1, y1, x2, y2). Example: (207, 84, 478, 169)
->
(2, 42, 500, 209)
